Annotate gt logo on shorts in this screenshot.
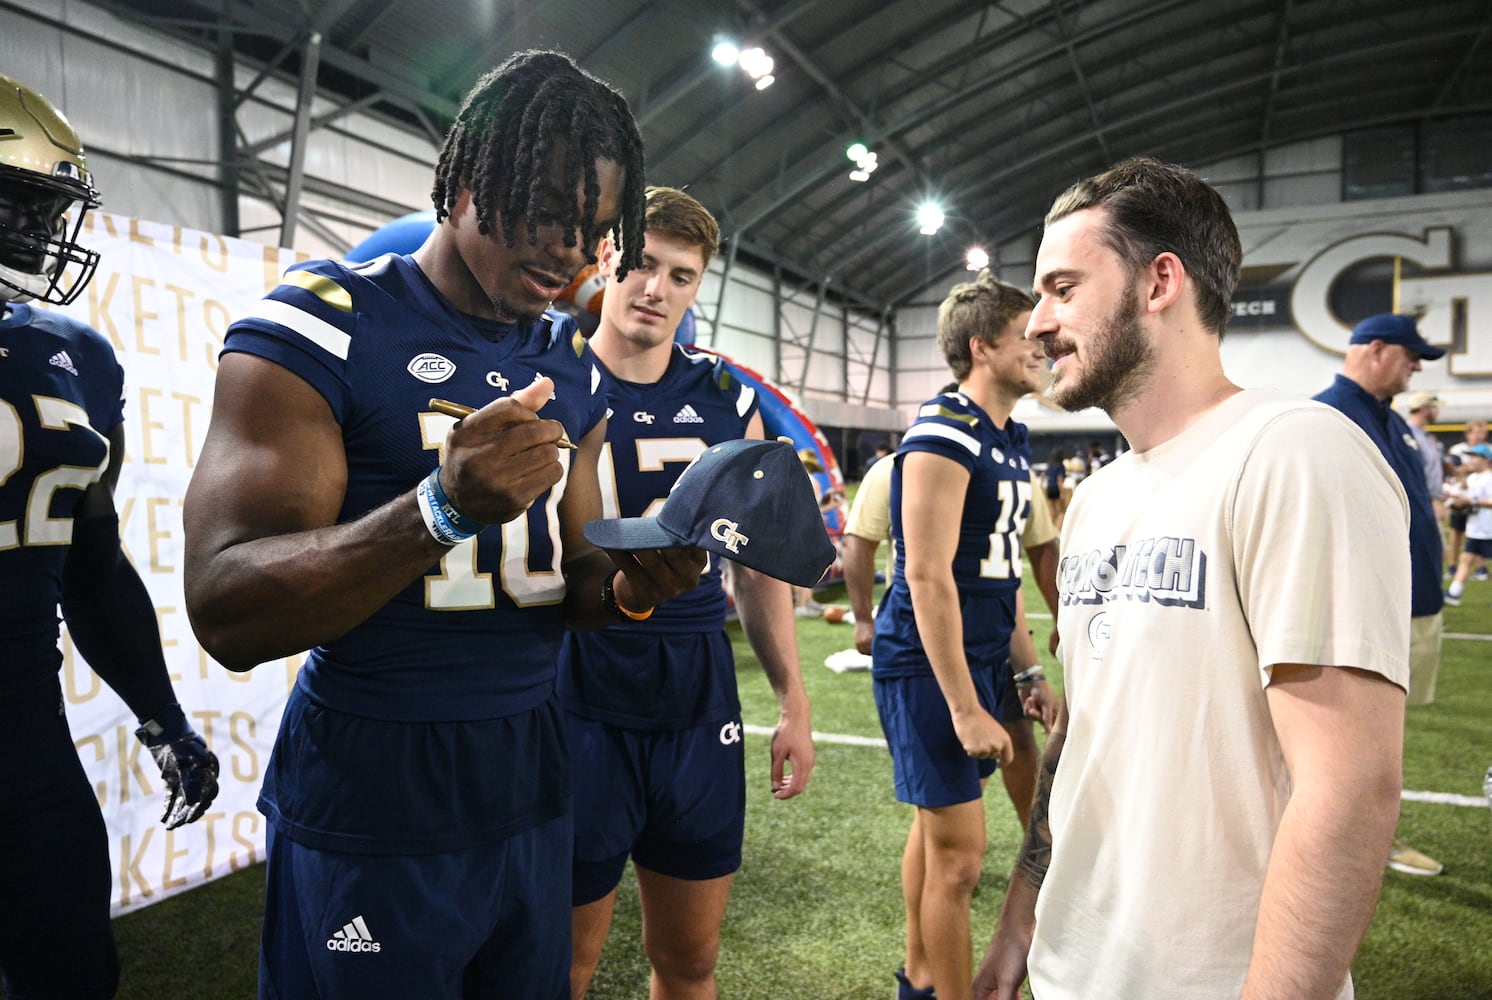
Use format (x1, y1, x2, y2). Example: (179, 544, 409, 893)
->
(719, 721, 742, 745)
(710, 518, 748, 554)
(327, 915, 382, 953)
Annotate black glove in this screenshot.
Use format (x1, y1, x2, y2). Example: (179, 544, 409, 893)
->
(135, 703, 221, 830)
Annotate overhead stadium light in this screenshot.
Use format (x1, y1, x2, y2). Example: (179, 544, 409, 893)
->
(712, 40, 775, 92)
(739, 47, 774, 80)
(966, 247, 989, 270)
(918, 202, 945, 235)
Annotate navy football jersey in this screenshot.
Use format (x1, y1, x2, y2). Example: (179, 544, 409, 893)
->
(872, 390, 1034, 679)
(0, 304, 123, 693)
(223, 254, 608, 722)
(557, 344, 758, 729)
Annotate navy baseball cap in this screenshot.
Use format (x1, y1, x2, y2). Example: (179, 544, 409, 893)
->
(1348, 314, 1445, 360)
(584, 438, 836, 588)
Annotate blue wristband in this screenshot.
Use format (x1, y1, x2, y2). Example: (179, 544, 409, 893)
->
(418, 468, 484, 545)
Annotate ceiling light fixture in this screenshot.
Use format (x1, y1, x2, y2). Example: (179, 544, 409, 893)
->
(713, 40, 775, 91)
(918, 202, 945, 235)
(739, 46, 775, 81)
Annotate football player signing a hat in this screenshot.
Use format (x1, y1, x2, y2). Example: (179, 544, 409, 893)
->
(0, 74, 219, 997)
(184, 54, 704, 999)
(561, 186, 826, 999)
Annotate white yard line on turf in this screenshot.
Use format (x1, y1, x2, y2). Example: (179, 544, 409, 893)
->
(743, 725, 1492, 809)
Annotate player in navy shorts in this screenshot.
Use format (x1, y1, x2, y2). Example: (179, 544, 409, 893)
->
(0, 73, 218, 998)
(183, 52, 704, 999)
(872, 273, 1047, 1000)
(558, 186, 815, 998)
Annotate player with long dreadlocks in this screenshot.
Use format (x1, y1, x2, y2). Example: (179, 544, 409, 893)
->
(184, 50, 705, 998)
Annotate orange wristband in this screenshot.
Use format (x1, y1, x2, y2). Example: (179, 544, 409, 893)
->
(601, 570, 654, 622)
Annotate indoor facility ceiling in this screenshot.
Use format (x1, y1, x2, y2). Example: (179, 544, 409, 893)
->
(72, 0, 1492, 309)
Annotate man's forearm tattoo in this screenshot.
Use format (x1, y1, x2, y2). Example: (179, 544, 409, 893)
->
(1016, 731, 1064, 889)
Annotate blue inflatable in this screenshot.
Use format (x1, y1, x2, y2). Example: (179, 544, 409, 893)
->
(675, 306, 697, 347)
(344, 210, 436, 264)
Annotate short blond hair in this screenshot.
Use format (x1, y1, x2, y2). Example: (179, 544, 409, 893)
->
(936, 270, 1035, 381)
(644, 186, 720, 268)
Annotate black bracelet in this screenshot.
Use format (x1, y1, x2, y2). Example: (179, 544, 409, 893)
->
(600, 570, 652, 623)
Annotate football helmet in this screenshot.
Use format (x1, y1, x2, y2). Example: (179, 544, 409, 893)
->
(0, 73, 101, 305)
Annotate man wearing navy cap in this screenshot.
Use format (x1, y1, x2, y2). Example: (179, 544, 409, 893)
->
(1314, 311, 1444, 876)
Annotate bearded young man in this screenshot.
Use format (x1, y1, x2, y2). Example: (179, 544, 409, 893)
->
(975, 158, 1408, 1000)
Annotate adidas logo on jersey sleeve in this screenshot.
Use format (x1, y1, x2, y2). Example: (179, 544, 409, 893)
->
(326, 915, 381, 953)
(48, 350, 79, 376)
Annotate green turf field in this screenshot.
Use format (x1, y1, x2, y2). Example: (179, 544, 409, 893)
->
(97, 573, 1492, 998)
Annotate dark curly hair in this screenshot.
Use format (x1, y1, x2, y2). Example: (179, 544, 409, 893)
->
(432, 50, 647, 278)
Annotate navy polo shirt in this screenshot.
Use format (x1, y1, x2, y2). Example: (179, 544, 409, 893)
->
(1314, 374, 1444, 617)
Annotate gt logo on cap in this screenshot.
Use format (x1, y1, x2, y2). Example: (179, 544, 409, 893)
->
(710, 517, 749, 553)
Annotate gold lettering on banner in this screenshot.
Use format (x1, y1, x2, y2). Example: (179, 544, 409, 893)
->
(154, 607, 180, 684)
(119, 828, 154, 906)
(87, 272, 124, 351)
(75, 734, 106, 805)
(115, 724, 154, 803)
(160, 827, 189, 891)
(203, 300, 229, 372)
(200, 233, 229, 272)
(138, 388, 168, 464)
(146, 497, 174, 572)
(170, 392, 203, 465)
(263, 244, 285, 292)
(128, 218, 155, 247)
(232, 812, 261, 870)
(132, 276, 160, 356)
(190, 708, 222, 748)
(229, 711, 260, 782)
(60, 632, 102, 703)
(163, 283, 195, 361)
(198, 811, 223, 878)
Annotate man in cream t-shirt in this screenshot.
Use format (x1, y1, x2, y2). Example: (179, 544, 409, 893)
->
(974, 158, 1409, 1000)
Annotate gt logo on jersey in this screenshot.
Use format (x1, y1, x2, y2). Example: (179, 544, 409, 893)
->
(407, 353, 455, 384)
(710, 517, 748, 553)
(719, 721, 742, 745)
(486, 371, 509, 389)
(633, 411, 656, 424)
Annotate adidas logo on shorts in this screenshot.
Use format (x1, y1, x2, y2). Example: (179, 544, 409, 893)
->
(326, 914, 382, 953)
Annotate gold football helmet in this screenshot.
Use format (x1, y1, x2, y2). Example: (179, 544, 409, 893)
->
(0, 73, 101, 305)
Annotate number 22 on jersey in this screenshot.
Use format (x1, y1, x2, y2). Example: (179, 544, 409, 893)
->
(0, 396, 109, 550)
